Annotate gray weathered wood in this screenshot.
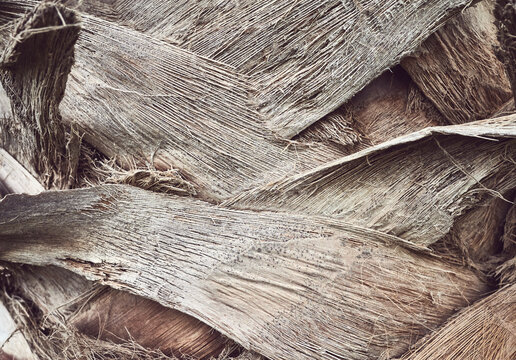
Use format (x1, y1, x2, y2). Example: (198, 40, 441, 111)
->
(0, 185, 491, 360)
(0, 0, 483, 201)
(7, 264, 229, 359)
(0, 136, 228, 358)
(0, 0, 344, 201)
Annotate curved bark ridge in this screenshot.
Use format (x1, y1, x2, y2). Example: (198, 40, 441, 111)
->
(225, 118, 516, 246)
(399, 283, 516, 360)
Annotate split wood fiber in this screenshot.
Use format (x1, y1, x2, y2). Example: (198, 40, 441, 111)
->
(0, 2, 513, 360)
(226, 117, 516, 246)
(398, 284, 516, 360)
(0, 138, 228, 357)
(0, 0, 482, 200)
(0, 3, 81, 189)
(2, 7, 219, 354)
(0, 185, 491, 360)
(0, 0, 336, 200)
(1, 277, 243, 360)
(402, 0, 512, 124)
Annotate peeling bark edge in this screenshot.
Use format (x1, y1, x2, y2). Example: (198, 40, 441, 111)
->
(0, 2, 81, 189)
(0, 147, 231, 359)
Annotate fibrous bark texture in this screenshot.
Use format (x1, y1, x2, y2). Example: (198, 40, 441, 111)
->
(59, 10, 343, 201)
(496, 195, 516, 284)
(59, 0, 478, 138)
(398, 284, 516, 360)
(0, 0, 483, 200)
(71, 288, 228, 358)
(0, 2, 81, 189)
(0, 1, 514, 360)
(0, 112, 228, 359)
(445, 190, 514, 268)
(402, 0, 512, 124)
(226, 118, 516, 246)
(298, 67, 445, 147)
(0, 185, 491, 360)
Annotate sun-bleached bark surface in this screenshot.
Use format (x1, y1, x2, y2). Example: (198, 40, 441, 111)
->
(226, 117, 516, 246)
(0, 185, 491, 360)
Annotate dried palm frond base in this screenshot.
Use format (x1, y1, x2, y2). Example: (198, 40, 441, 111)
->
(398, 283, 516, 360)
(0, 185, 493, 360)
(0, 284, 253, 360)
(0, 263, 236, 360)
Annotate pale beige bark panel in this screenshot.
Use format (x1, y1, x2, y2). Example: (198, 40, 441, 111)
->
(0, 2, 348, 201)
(226, 118, 516, 246)
(63, 0, 477, 137)
(0, 1, 485, 200)
(0, 185, 490, 360)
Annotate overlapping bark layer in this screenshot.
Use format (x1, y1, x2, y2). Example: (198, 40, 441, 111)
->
(0, 1, 515, 360)
(0, 0, 485, 200)
(60, 0, 478, 137)
(402, 0, 512, 124)
(297, 67, 445, 147)
(5, 265, 229, 359)
(0, 185, 492, 360)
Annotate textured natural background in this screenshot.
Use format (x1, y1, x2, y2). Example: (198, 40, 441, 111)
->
(0, 1, 515, 360)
